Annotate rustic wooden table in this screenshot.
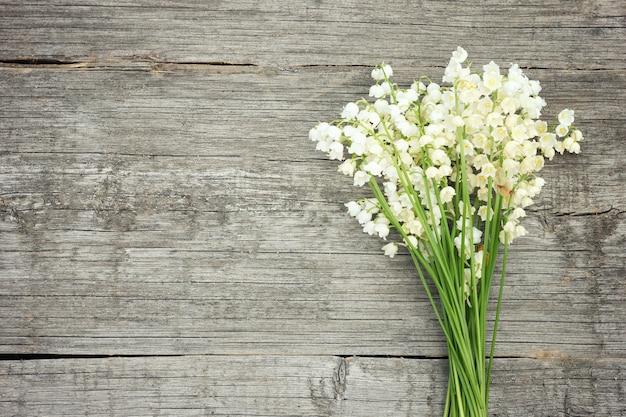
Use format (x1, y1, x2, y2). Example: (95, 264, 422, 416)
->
(1, 1, 624, 416)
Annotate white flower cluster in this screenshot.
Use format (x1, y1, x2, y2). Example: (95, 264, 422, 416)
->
(310, 47, 583, 262)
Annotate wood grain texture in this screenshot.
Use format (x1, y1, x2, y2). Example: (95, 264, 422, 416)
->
(0, 66, 624, 359)
(0, 0, 625, 415)
(1, 355, 624, 416)
(0, 0, 624, 69)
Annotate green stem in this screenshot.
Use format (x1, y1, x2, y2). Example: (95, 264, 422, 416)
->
(486, 239, 509, 406)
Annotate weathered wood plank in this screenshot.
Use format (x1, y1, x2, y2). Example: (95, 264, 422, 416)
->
(0, 355, 623, 416)
(0, 65, 623, 210)
(0, 222, 623, 357)
(1, 66, 624, 357)
(0, 0, 624, 69)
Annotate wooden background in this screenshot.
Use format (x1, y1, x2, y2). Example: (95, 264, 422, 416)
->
(1, 1, 624, 416)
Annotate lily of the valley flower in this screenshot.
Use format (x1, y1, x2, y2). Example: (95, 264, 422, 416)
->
(309, 47, 583, 417)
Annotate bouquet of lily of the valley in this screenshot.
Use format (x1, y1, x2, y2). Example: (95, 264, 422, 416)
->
(310, 47, 582, 416)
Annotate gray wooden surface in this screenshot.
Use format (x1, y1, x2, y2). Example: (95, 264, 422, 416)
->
(1, 1, 624, 416)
